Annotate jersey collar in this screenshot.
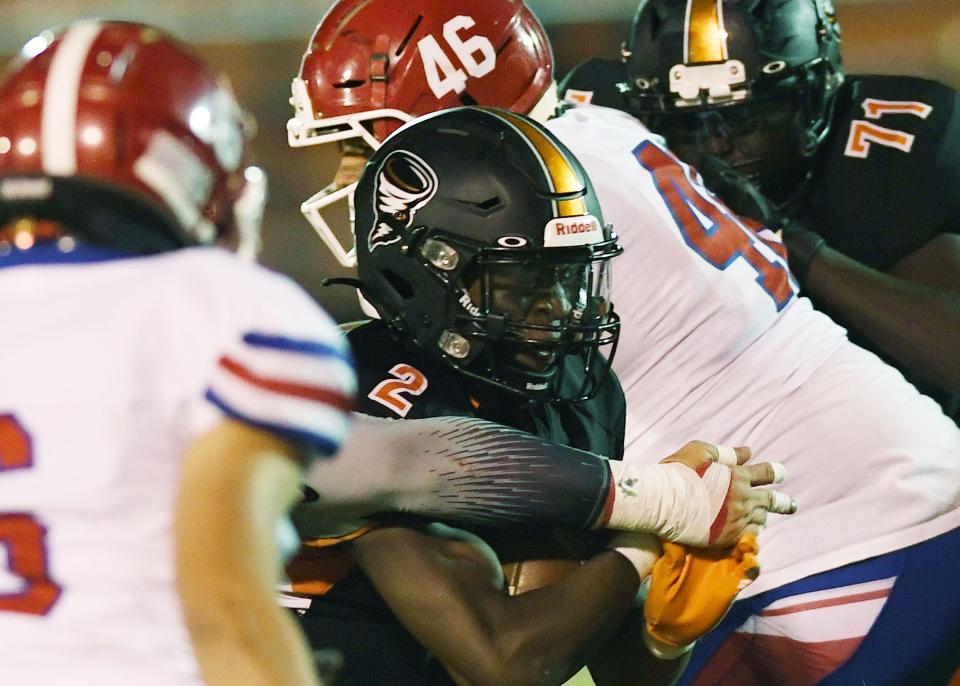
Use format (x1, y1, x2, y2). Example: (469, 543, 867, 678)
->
(0, 241, 135, 269)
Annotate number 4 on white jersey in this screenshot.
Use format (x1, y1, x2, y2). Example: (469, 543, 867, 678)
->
(418, 16, 496, 99)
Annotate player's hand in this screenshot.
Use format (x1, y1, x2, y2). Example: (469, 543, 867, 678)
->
(643, 533, 760, 659)
(663, 441, 794, 546)
(605, 442, 796, 548)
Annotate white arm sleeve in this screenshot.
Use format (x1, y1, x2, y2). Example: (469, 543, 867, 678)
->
(301, 413, 613, 529)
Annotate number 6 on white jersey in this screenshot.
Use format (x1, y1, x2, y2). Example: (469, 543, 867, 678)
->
(418, 16, 496, 99)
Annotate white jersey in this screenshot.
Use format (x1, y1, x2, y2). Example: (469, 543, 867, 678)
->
(547, 105, 960, 596)
(0, 245, 355, 684)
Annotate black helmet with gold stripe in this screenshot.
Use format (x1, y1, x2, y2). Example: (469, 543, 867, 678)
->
(622, 0, 843, 201)
(353, 106, 621, 402)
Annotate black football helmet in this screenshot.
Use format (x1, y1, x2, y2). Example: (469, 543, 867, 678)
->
(353, 106, 621, 402)
(621, 0, 843, 201)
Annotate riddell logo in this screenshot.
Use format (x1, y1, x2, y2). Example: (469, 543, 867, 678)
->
(458, 290, 481, 318)
(554, 219, 598, 236)
(543, 214, 602, 247)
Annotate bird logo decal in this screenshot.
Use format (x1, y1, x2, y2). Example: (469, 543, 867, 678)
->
(368, 150, 438, 252)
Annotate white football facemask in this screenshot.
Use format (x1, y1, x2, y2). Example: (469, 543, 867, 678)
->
(287, 77, 416, 269)
(287, 78, 560, 320)
(233, 164, 267, 260)
(287, 77, 561, 270)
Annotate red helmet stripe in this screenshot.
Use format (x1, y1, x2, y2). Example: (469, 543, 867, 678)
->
(41, 21, 102, 176)
(685, 0, 728, 64)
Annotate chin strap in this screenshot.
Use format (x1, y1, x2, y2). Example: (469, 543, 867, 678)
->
(321, 277, 387, 313)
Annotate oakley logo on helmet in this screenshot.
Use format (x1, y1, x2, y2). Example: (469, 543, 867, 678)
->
(368, 150, 438, 252)
(544, 214, 602, 248)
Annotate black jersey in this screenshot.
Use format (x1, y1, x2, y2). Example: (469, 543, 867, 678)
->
(561, 64, 960, 418)
(296, 320, 626, 685)
(799, 76, 960, 418)
(561, 66, 960, 263)
(803, 75, 960, 269)
(349, 320, 625, 457)
(559, 57, 629, 110)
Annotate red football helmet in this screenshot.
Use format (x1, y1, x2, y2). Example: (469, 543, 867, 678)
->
(287, 0, 557, 267)
(0, 20, 264, 256)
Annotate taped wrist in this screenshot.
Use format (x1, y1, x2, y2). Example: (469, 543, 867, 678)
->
(607, 531, 661, 581)
(603, 461, 732, 546)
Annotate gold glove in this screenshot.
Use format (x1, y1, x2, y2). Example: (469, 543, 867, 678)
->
(643, 533, 759, 657)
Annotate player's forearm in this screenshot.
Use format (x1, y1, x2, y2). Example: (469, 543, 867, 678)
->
(804, 246, 960, 389)
(303, 418, 785, 549)
(176, 421, 320, 686)
(303, 414, 613, 529)
(480, 551, 642, 686)
(189, 589, 319, 686)
(357, 525, 640, 686)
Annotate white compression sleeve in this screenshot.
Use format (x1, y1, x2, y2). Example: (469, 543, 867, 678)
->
(302, 413, 613, 529)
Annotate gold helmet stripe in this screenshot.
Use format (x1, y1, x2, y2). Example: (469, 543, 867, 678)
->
(489, 109, 587, 218)
(685, 0, 728, 64)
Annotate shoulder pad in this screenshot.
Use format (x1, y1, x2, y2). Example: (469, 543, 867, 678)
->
(560, 58, 629, 110)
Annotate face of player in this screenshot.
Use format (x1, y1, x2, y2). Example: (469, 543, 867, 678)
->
(334, 147, 370, 189)
(655, 94, 808, 201)
(469, 261, 588, 372)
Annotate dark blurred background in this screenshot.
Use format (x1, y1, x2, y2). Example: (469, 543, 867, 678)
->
(2, 0, 958, 322)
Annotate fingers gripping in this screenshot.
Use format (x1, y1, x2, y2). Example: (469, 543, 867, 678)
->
(708, 463, 795, 542)
(714, 444, 739, 467)
(605, 443, 794, 546)
(768, 489, 796, 514)
(662, 441, 749, 469)
(746, 461, 788, 487)
(735, 535, 761, 590)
